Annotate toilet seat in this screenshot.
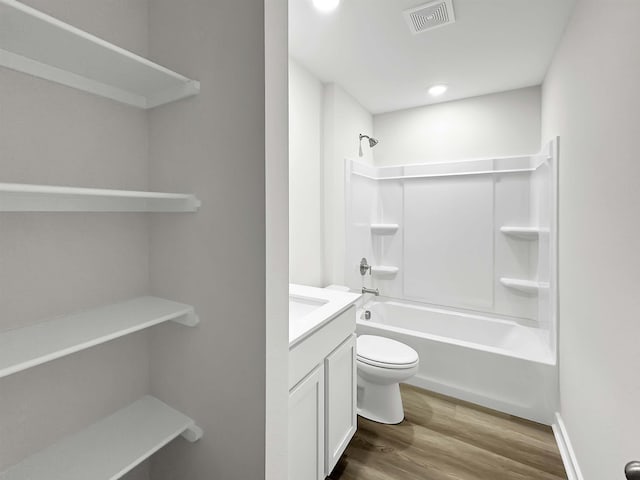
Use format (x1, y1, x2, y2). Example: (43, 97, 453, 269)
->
(357, 335, 419, 370)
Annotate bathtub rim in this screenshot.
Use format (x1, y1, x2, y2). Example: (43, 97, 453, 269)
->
(357, 297, 556, 367)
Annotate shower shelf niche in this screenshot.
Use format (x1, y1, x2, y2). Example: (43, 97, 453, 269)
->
(0, 0, 200, 108)
(0, 183, 201, 212)
(371, 266, 399, 277)
(370, 223, 399, 235)
(0, 395, 202, 480)
(500, 226, 548, 240)
(0, 296, 199, 379)
(500, 277, 550, 294)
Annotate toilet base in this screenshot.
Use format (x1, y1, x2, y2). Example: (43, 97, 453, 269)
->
(356, 377, 405, 424)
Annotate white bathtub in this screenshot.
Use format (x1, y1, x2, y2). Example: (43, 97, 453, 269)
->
(356, 298, 557, 424)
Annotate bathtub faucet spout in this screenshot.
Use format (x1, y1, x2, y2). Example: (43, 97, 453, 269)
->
(362, 287, 379, 296)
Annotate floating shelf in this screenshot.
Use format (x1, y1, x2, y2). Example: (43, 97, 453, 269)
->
(371, 266, 399, 277)
(500, 277, 550, 294)
(500, 226, 548, 240)
(0, 183, 201, 212)
(0, 0, 200, 108)
(0, 296, 198, 379)
(0, 396, 202, 480)
(370, 223, 399, 235)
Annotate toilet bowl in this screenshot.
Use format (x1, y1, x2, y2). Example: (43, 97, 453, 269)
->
(356, 335, 419, 424)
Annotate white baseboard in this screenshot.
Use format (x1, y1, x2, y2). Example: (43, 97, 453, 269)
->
(552, 412, 584, 480)
(406, 374, 553, 425)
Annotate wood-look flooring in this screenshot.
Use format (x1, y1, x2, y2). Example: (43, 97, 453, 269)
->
(329, 384, 567, 480)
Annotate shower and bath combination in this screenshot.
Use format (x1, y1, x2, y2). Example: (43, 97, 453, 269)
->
(359, 133, 379, 157)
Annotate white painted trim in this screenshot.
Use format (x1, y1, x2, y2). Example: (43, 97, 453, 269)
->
(552, 412, 584, 480)
(264, 0, 289, 478)
(405, 375, 553, 425)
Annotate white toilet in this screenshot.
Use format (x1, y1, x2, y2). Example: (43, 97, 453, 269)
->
(356, 335, 419, 424)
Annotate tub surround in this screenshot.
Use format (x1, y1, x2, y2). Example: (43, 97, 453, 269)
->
(345, 140, 558, 327)
(345, 141, 558, 425)
(289, 284, 360, 347)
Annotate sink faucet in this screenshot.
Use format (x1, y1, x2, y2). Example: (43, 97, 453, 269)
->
(362, 287, 379, 296)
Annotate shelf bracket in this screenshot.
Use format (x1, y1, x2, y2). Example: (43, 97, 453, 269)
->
(171, 310, 200, 327)
(181, 424, 203, 442)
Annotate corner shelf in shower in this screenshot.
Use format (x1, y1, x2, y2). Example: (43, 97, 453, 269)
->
(0, 183, 201, 212)
(0, 296, 199, 379)
(500, 277, 550, 294)
(0, 0, 200, 108)
(370, 223, 399, 235)
(500, 226, 548, 240)
(371, 266, 399, 277)
(0, 395, 202, 480)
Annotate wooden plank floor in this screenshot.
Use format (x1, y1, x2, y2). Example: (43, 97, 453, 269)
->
(328, 384, 567, 480)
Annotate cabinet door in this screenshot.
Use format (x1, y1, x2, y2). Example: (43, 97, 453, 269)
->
(289, 365, 325, 480)
(325, 334, 357, 475)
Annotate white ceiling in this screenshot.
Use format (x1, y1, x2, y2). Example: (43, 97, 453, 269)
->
(289, 0, 576, 114)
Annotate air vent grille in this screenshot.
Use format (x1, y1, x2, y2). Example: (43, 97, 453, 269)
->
(403, 0, 456, 34)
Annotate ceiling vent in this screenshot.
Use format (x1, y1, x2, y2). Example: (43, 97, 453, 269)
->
(403, 0, 456, 35)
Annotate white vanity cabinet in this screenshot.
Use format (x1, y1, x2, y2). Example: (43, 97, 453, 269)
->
(289, 305, 357, 480)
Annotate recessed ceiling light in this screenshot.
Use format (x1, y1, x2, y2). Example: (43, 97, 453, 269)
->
(313, 0, 340, 13)
(428, 84, 448, 96)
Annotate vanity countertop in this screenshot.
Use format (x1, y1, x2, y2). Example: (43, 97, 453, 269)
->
(289, 284, 361, 347)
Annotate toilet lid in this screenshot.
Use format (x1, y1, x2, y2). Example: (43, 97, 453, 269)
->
(357, 335, 419, 367)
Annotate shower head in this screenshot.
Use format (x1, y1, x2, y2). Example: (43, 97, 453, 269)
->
(359, 134, 379, 156)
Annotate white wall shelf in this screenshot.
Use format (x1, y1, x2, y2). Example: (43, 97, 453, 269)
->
(0, 395, 202, 480)
(0, 296, 199, 379)
(350, 154, 547, 181)
(500, 226, 548, 240)
(370, 224, 399, 235)
(0, 183, 201, 212)
(0, 0, 200, 108)
(500, 277, 550, 294)
(371, 266, 399, 277)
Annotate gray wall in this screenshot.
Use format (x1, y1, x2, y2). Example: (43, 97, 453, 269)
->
(147, 1, 268, 479)
(373, 86, 542, 166)
(0, 1, 150, 479)
(542, 0, 640, 477)
(289, 59, 324, 287)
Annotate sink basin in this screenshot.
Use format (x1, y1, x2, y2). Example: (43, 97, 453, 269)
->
(289, 295, 328, 322)
(289, 284, 361, 346)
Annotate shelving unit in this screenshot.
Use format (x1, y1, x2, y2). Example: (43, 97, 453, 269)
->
(0, 0, 200, 108)
(370, 223, 399, 235)
(500, 277, 550, 294)
(500, 226, 548, 240)
(0, 396, 202, 480)
(371, 266, 399, 277)
(0, 183, 201, 212)
(0, 296, 198, 379)
(0, 1, 205, 474)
